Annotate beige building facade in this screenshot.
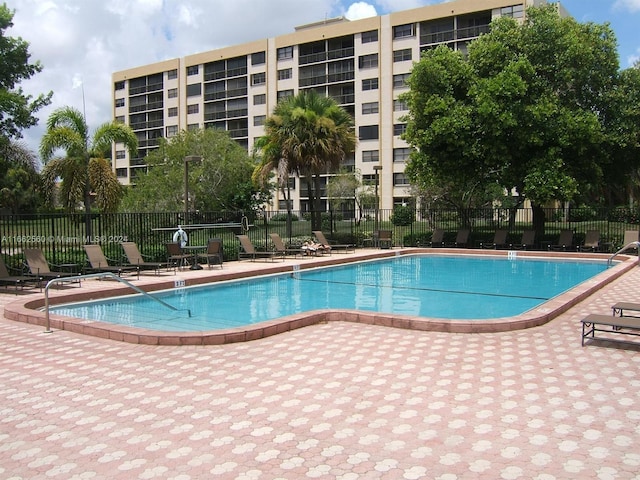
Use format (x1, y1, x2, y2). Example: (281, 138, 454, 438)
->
(112, 0, 553, 213)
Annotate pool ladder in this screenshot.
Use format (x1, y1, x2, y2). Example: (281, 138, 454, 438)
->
(43, 272, 191, 333)
(607, 241, 640, 266)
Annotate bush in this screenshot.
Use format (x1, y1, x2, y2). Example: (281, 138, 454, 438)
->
(390, 205, 415, 226)
(270, 213, 299, 222)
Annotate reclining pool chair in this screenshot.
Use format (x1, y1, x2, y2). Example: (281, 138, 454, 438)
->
(269, 233, 304, 258)
(84, 244, 139, 278)
(24, 248, 80, 286)
(0, 255, 40, 292)
(550, 229, 575, 251)
(510, 230, 536, 250)
(121, 242, 167, 275)
(237, 235, 283, 262)
(481, 229, 508, 249)
(312, 230, 355, 253)
(428, 228, 445, 247)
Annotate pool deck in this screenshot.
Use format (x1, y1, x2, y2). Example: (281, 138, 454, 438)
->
(1, 248, 640, 479)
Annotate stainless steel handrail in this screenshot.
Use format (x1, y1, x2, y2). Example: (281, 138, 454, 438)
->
(43, 272, 191, 333)
(607, 241, 640, 266)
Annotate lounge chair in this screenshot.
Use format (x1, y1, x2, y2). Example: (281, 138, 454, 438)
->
(578, 230, 601, 252)
(84, 244, 139, 278)
(269, 233, 304, 258)
(0, 255, 40, 292)
(550, 229, 575, 251)
(121, 242, 167, 275)
(312, 231, 355, 253)
(376, 230, 393, 249)
(24, 248, 80, 286)
(446, 228, 470, 248)
(510, 230, 536, 250)
(428, 228, 445, 247)
(237, 235, 283, 262)
(197, 238, 224, 269)
(165, 242, 192, 271)
(480, 229, 508, 249)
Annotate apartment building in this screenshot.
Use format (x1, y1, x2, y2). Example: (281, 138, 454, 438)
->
(112, 0, 552, 212)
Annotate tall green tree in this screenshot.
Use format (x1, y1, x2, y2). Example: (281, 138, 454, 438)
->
(40, 107, 137, 214)
(0, 141, 41, 213)
(0, 4, 52, 142)
(255, 90, 356, 231)
(403, 5, 623, 235)
(121, 127, 268, 215)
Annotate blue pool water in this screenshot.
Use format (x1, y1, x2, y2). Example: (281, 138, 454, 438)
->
(51, 255, 609, 331)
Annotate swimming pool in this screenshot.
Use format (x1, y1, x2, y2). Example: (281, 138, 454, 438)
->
(49, 254, 610, 332)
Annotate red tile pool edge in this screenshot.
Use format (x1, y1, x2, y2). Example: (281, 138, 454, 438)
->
(4, 249, 637, 345)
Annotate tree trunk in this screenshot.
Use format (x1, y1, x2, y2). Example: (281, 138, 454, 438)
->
(312, 174, 323, 231)
(532, 203, 546, 240)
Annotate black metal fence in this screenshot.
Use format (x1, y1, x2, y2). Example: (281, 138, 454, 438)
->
(1, 207, 639, 271)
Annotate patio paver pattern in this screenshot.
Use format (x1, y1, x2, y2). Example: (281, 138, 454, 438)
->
(1, 253, 639, 479)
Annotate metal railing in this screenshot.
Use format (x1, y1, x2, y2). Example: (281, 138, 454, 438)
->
(43, 272, 191, 333)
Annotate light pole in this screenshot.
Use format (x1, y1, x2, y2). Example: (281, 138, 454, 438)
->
(373, 165, 382, 238)
(184, 155, 202, 224)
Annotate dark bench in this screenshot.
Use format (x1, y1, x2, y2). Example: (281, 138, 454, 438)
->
(581, 313, 640, 347)
(611, 302, 640, 317)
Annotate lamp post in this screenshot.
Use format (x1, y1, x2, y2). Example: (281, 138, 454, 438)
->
(373, 165, 382, 238)
(184, 155, 202, 223)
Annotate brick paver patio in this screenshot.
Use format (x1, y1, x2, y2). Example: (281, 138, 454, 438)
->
(1, 253, 639, 479)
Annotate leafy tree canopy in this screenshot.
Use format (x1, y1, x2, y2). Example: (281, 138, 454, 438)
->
(0, 140, 41, 213)
(121, 127, 269, 214)
(402, 4, 635, 219)
(0, 4, 52, 141)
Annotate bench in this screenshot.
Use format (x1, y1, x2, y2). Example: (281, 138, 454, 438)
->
(581, 313, 640, 347)
(611, 302, 640, 317)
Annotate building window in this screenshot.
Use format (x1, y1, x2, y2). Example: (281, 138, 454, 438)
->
(361, 29, 378, 43)
(187, 65, 199, 76)
(166, 125, 178, 137)
(393, 23, 415, 39)
(362, 102, 379, 115)
(362, 150, 379, 162)
(277, 89, 294, 101)
(393, 172, 410, 185)
(251, 51, 266, 65)
(168, 88, 178, 98)
(394, 123, 407, 136)
(254, 93, 266, 105)
(278, 68, 292, 80)
(115, 98, 125, 108)
(253, 115, 266, 126)
(393, 148, 411, 162)
(168, 107, 178, 117)
(277, 46, 293, 60)
(359, 125, 379, 140)
(114, 81, 125, 90)
(115, 150, 126, 159)
(116, 168, 128, 178)
(187, 104, 199, 114)
(393, 73, 410, 88)
(359, 53, 378, 69)
(393, 48, 412, 62)
(186, 83, 201, 96)
(115, 115, 124, 123)
(362, 78, 379, 91)
(394, 99, 408, 111)
(167, 69, 178, 80)
(251, 72, 266, 85)
(500, 5, 524, 18)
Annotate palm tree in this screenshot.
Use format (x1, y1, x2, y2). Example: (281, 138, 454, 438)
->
(255, 90, 356, 231)
(40, 107, 137, 215)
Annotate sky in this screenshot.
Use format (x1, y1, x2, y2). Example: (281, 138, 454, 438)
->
(7, 0, 640, 161)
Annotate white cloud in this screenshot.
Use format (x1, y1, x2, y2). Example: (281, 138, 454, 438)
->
(344, 2, 378, 20)
(613, 0, 640, 13)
